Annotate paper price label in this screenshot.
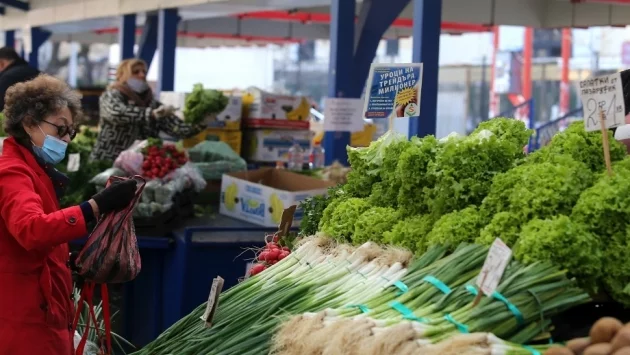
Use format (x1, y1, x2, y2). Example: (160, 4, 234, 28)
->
(323, 98, 364, 132)
(201, 276, 224, 328)
(579, 72, 626, 132)
(476, 238, 512, 296)
(67, 153, 81, 172)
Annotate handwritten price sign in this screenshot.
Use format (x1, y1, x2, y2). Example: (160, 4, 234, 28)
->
(579, 73, 626, 132)
(476, 238, 512, 296)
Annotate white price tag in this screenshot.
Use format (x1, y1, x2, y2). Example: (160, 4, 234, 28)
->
(67, 153, 81, 172)
(323, 98, 364, 132)
(579, 72, 626, 132)
(200, 276, 224, 328)
(476, 238, 512, 296)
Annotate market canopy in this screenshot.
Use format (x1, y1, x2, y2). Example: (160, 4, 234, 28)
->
(3, 0, 628, 47)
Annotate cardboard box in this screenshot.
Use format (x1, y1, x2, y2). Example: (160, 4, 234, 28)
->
(159, 91, 242, 131)
(311, 121, 377, 148)
(220, 168, 334, 227)
(183, 129, 242, 155)
(243, 129, 312, 163)
(242, 87, 311, 130)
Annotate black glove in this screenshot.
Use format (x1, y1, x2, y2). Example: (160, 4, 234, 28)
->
(92, 180, 137, 215)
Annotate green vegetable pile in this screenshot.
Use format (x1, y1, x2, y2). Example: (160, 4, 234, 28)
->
(0, 113, 5, 136)
(300, 118, 630, 305)
(56, 126, 111, 208)
(183, 84, 229, 125)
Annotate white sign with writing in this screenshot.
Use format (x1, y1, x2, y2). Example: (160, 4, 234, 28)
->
(200, 276, 224, 328)
(580, 73, 626, 132)
(67, 153, 81, 173)
(476, 238, 512, 296)
(323, 98, 364, 132)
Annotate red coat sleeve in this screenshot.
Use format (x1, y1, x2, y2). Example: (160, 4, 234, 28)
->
(0, 164, 87, 251)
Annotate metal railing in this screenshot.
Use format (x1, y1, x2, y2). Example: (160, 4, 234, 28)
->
(529, 107, 583, 151)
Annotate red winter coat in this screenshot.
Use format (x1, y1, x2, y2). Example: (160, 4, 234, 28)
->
(0, 137, 88, 354)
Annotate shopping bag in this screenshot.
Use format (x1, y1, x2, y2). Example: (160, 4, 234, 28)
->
(75, 175, 145, 284)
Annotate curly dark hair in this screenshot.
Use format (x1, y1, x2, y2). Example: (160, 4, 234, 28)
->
(3, 74, 83, 145)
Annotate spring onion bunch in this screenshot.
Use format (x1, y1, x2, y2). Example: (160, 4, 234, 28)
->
(135, 238, 588, 355)
(321, 246, 588, 346)
(134, 237, 414, 355)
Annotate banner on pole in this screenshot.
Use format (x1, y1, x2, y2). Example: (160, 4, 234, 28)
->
(363, 63, 423, 120)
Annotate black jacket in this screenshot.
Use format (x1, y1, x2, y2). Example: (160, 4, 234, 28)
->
(0, 58, 40, 111)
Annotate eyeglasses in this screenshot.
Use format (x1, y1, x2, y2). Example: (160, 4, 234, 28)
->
(42, 120, 76, 140)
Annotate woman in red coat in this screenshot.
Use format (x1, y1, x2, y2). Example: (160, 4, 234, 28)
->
(0, 75, 137, 354)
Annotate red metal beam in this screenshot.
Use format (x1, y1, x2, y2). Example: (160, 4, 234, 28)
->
(235, 10, 491, 33)
(93, 27, 302, 44)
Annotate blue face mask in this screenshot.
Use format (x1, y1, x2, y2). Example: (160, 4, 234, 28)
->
(32, 126, 68, 165)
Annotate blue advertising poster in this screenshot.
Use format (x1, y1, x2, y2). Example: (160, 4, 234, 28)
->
(363, 63, 423, 119)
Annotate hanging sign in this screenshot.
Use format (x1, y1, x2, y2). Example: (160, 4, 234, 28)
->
(579, 72, 626, 132)
(363, 63, 423, 120)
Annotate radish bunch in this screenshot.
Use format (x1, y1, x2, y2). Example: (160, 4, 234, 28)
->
(248, 235, 292, 276)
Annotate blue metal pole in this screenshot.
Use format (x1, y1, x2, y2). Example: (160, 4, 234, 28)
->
(137, 13, 158, 68)
(28, 27, 51, 70)
(323, 0, 355, 165)
(120, 14, 136, 61)
(4, 30, 14, 48)
(410, 0, 442, 138)
(157, 8, 178, 94)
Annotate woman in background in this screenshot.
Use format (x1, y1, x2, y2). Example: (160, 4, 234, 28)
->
(90, 58, 205, 162)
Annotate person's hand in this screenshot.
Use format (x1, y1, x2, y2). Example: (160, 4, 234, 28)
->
(90, 180, 137, 215)
(152, 105, 176, 119)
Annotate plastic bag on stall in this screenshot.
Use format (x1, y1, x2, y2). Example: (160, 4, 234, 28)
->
(76, 175, 145, 283)
(167, 162, 207, 192)
(133, 202, 172, 218)
(154, 180, 179, 204)
(188, 141, 241, 163)
(114, 150, 145, 175)
(141, 180, 161, 203)
(89, 167, 127, 186)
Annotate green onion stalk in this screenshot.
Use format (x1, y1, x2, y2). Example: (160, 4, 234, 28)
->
(319, 256, 588, 346)
(133, 238, 414, 355)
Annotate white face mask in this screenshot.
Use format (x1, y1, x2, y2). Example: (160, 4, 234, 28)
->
(127, 78, 149, 93)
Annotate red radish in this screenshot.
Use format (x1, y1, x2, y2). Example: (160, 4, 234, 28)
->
(249, 263, 266, 276)
(258, 251, 270, 261)
(270, 260, 278, 265)
(266, 243, 279, 250)
(281, 247, 291, 252)
(272, 235, 280, 243)
(267, 249, 281, 261)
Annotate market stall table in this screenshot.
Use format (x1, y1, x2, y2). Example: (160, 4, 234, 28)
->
(161, 214, 298, 331)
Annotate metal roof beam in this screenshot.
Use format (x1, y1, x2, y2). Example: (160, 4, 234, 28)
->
(0, 0, 28, 11)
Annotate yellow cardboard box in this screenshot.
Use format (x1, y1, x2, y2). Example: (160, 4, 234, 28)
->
(242, 87, 311, 130)
(183, 129, 242, 155)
